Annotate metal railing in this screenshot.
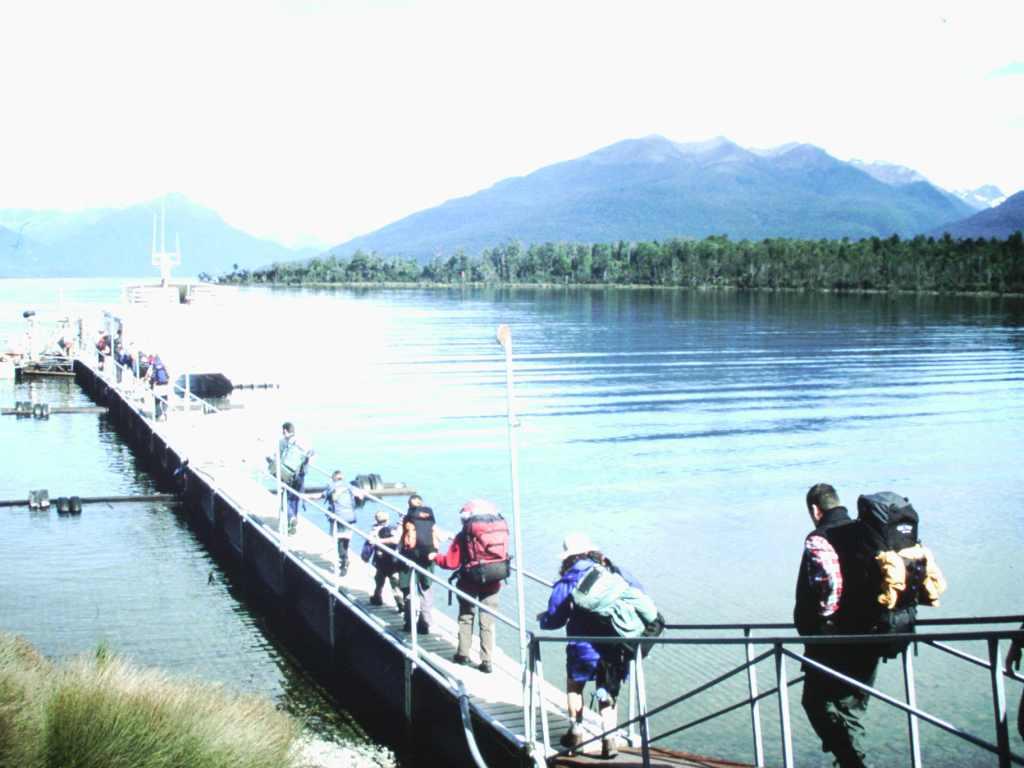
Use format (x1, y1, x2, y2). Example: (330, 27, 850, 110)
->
(529, 619, 1024, 768)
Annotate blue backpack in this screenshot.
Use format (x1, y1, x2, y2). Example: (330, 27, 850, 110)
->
(152, 358, 169, 385)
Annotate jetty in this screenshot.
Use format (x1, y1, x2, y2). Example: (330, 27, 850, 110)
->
(0, 289, 1006, 768)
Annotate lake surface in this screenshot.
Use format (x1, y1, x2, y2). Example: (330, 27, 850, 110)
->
(2, 278, 1023, 766)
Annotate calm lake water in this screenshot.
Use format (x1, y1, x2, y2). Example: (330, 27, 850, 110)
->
(2, 278, 1023, 766)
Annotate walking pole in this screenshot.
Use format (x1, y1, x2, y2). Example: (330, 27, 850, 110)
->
(497, 325, 532, 740)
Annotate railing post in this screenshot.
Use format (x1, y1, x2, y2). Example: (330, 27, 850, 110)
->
(496, 326, 532, 743)
(745, 627, 766, 767)
(525, 640, 536, 748)
(409, 573, 420, 658)
(902, 646, 923, 768)
(535, 642, 551, 753)
(628, 657, 638, 745)
(988, 637, 1011, 768)
(635, 651, 652, 768)
(775, 645, 795, 768)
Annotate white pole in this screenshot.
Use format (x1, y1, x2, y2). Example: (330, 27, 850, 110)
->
(496, 325, 531, 723)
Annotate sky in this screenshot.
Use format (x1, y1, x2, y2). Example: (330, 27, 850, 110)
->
(0, 0, 1021, 249)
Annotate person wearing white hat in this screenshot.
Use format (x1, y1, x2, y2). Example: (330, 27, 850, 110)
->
(536, 532, 644, 758)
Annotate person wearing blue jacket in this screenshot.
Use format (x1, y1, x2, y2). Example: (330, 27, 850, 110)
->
(537, 532, 644, 759)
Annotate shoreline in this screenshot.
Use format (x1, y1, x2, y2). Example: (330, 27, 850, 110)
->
(223, 280, 1024, 299)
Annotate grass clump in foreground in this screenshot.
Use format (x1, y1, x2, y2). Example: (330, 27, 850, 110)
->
(0, 633, 299, 768)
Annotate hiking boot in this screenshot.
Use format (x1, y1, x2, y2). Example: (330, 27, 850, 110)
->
(452, 654, 473, 666)
(401, 622, 411, 633)
(601, 736, 619, 759)
(559, 725, 583, 750)
(287, 521, 297, 535)
(369, 595, 383, 606)
(338, 563, 349, 577)
(416, 621, 430, 635)
(478, 661, 493, 674)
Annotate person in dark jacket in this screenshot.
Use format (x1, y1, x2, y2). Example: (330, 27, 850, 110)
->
(432, 498, 504, 674)
(1006, 623, 1024, 740)
(538, 532, 642, 759)
(794, 483, 882, 768)
(398, 495, 440, 635)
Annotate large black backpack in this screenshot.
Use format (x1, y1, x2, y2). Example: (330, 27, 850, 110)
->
(401, 507, 436, 565)
(856, 492, 925, 657)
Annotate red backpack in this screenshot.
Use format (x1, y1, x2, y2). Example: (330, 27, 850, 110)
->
(461, 513, 511, 585)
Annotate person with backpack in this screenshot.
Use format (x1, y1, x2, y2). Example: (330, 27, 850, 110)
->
(794, 483, 876, 768)
(794, 484, 946, 768)
(537, 532, 657, 759)
(431, 498, 509, 674)
(144, 353, 170, 421)
(398, 495, 441, 635)
(271, 422, 313, 536)
(320, 470, 363, 576)
(368, 509, 404, 612)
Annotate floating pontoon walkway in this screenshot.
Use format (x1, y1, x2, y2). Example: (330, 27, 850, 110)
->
(72, 356, 657, 768)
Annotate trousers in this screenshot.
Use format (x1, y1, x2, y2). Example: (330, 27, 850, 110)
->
(457, 591, 500, 664)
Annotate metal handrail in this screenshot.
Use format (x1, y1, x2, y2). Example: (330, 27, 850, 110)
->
(529, 623, 1024, 768)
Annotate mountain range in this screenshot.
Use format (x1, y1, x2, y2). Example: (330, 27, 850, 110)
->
(326, 136, 1013, 261)
(2, 136, 1021, 278)
(0, 195, 315, 278)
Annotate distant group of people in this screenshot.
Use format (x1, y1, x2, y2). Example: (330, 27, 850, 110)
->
(95, 328, 170, 420)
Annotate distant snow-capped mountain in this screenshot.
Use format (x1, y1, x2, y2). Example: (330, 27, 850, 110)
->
(848, 159, 929, 186)
(951, 185, 1006, 211)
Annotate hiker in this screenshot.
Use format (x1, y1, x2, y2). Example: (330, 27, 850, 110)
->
(537, 532, 653, 759)
(95, 330, 110, 370)
(793, 483, 950, 768)
(270, 422, 313, 535)
(368, 509, 404, 612)
(144, 353, 170, 421)
(1006, 622, 1024, 740)
(431, 498, 510, 674)
(321, 470, 363, 576)
(398, 494, 441, 635)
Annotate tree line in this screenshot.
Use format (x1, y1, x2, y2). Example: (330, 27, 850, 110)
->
(213, 232, 1024, 294)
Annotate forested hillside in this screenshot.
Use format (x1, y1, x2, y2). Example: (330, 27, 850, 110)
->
(219, 233, 1024, 294)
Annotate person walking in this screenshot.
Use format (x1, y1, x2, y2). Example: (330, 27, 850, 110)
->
(794, 483, 881, 768)
(321, 470, 362, 576)
(398, 495, 440, 634)
(273, 422, 312, 535)
(432, 498, 509, 674)
(369, 509, 404, 612)
(537, 532, 648, 759)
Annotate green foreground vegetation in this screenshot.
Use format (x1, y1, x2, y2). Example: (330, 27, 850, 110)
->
(0, 633, 298, 768)
(214, 233, 1024, 294)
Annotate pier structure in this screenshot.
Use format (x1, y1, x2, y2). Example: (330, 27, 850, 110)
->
(70, 350, 595, 768)
(64, 341, 1024, 768)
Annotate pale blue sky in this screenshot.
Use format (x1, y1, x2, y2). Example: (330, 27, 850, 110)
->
(0, 0, 1020, 248)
